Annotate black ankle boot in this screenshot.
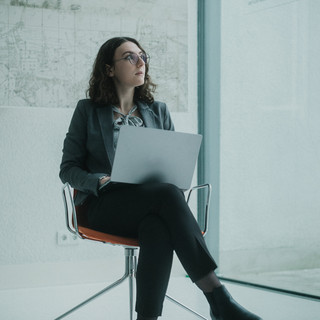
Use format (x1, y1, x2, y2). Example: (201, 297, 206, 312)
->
(204, 285, 262, 320)
(136, 316, 158, 320)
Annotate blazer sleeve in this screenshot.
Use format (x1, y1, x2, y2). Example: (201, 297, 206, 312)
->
(163, 103, 175, 131)
(59, 100, 106, 197)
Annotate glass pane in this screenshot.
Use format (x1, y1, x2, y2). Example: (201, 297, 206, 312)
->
(218, 0, 320, 297)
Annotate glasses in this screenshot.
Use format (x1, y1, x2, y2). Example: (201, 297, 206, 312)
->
(114, 52, 150, 65)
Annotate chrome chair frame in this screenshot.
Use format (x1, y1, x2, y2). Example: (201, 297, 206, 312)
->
(56, 183, 212, 320)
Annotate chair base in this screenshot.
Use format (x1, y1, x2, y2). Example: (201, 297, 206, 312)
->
(55, 247, 208, 320)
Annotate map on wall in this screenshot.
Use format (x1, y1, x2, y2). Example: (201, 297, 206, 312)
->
(245, 0, 299, 14)
(0, 0, 188, 111)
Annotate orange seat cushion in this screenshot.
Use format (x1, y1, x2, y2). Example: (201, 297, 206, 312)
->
(78, 225, 139, 247)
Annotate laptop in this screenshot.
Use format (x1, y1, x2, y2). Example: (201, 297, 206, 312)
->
(100, 126, 202, 191)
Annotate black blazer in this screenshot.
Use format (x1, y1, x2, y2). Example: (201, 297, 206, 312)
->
(59, 99, 175, 205)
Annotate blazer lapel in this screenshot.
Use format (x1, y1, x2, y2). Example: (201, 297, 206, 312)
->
(96, 106, 115, 165)
(137, 101, 156, 128)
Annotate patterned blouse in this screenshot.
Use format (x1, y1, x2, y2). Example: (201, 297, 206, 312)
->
(112, 105, 144, 149)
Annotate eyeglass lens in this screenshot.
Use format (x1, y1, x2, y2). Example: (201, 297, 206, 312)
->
(130, 53, 149, 64)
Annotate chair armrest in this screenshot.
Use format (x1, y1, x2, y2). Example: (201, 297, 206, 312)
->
(62, 182, 212, 238)
(62, 183, 80, 237)
(186, 183, 212, 237)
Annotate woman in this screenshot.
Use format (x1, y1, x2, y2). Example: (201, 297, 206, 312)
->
(59, 37, 262, 320)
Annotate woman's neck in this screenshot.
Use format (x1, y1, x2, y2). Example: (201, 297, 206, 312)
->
(115, 86, 135, 115)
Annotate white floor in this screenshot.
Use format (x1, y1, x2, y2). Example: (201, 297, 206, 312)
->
(0, 276, 319, 320)
(225, 268, 320, 297)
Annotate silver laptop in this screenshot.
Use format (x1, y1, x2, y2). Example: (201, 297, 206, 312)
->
(103, 126, 202, 190)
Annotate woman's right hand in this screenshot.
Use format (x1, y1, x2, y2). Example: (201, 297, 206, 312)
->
(99, 175, 111, 186)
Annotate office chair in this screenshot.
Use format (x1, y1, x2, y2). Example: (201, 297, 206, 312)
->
(56, 182, 212, 320)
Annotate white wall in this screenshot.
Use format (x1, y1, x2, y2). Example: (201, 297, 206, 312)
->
(0, 107, 124, 288)
(219, 0, 320, 274)
(0, 0, 198, 289)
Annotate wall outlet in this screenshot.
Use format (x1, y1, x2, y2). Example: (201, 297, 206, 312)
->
(57, 231, 80, 246)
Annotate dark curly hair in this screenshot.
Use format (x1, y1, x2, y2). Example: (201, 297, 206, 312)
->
(87, 37, 156, 105)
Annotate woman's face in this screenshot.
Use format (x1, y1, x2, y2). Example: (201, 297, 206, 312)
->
(108, 41, 146, 90)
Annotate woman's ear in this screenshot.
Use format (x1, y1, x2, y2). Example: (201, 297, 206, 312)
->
(106, 64, 114, 77)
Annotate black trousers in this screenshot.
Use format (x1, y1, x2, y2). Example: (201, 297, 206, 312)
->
(87, 183, 217, 317)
